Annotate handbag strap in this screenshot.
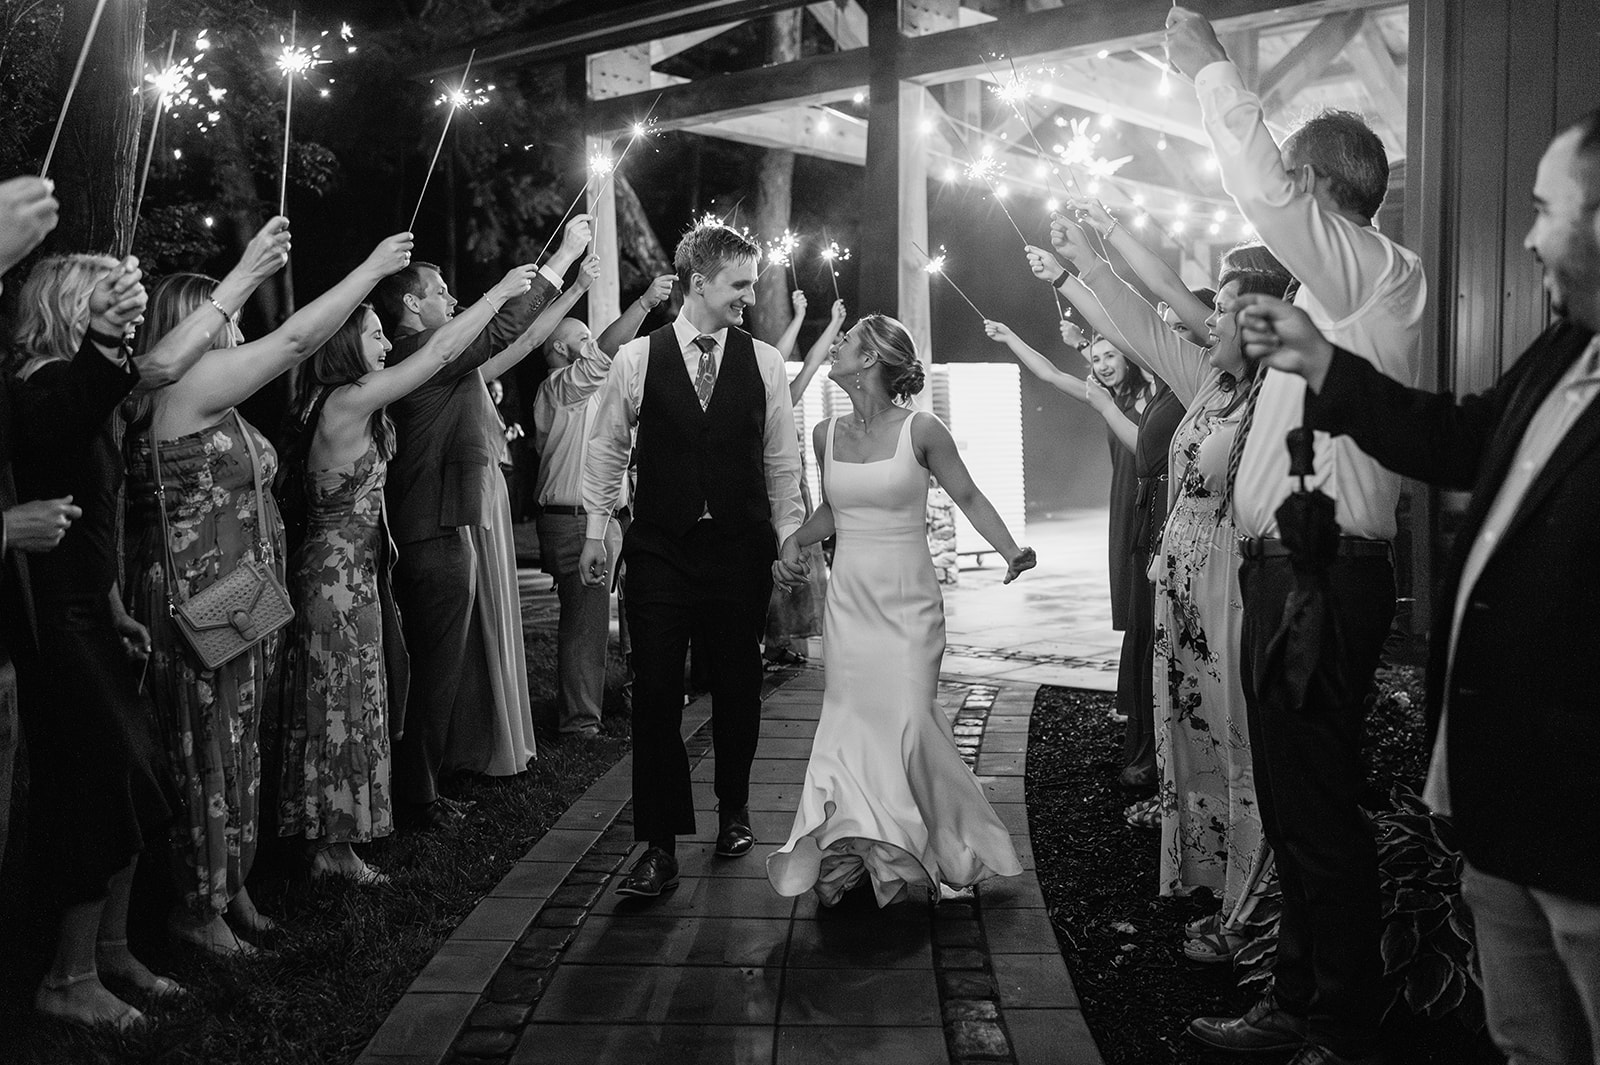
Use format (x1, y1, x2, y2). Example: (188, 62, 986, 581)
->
(148, 408, 273, 607)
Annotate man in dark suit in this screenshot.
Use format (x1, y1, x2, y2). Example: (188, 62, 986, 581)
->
(1234, 108, 1600, 1065)
(373, 215, 593, 830)
(578, 222, 806, 898)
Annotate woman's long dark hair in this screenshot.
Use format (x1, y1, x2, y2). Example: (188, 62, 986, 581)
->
(291, 304, 395, 460)
(1214, 259, 1293, 416)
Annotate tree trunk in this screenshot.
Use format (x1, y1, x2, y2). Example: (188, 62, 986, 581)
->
(752, 10, 799, 344)
(47, 0, 146, 255)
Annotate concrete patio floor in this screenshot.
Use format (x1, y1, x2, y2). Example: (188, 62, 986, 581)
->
(358, 512, 1117, 1065)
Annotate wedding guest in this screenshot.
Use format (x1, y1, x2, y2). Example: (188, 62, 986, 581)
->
(372, 216, 593, 829)
(774, 289, 806, 359)
(1233, 105, 1600, 1065)
(1167, 9, 1426, 1061)
(277, 263, 541, 883)
(579, 221, 806, 898)
(123, 231, 413, 954)
(533, 273, 675, 741)
(0, 173, 60, 880)
(13, 220, 289, 1023)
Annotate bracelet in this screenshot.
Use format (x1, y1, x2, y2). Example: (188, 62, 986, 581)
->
(1050, 269, 1069, 289)
(86, 326, 125, 349)
(207, 296, 234, 321)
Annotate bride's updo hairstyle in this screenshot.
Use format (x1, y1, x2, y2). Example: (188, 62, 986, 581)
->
(856, 314, 926, 402)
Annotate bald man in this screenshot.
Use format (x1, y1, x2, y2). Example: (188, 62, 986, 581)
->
(533, 276, 674, 739)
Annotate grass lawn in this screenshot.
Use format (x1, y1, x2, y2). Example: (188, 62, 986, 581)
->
(0, 621, 631, 1065)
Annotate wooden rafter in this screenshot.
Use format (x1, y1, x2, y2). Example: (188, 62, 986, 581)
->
(1257, 11, 1366, 115)
(1341, 13, 1407, 138)
(978, 55, 1211, 147)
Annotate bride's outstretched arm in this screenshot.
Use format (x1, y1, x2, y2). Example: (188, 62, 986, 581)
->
(913, 413, 1037, 584)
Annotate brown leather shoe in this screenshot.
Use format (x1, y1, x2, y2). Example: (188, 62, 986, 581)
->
(714, 806, 754, 858)
(615, 847, 680, 898)
(1187, 995, 1308, 1052)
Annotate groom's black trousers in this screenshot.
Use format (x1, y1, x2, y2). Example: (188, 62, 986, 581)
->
(622, 516, 775, 842)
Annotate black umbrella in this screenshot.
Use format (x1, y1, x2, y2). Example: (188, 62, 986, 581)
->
(1260, 427, 1351, 712)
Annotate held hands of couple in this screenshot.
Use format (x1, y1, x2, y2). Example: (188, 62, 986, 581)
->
(1233, 294, 1335, 392)
(771, 536, 809, 593)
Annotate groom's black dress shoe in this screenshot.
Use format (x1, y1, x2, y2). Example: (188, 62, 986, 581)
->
(715, 806, 755, 858)
(615, 847, 680, 898)
(1188, 995, 1308, 1051)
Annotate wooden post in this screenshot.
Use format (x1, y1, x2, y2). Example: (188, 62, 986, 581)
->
(856, 0, 903, 322)
(585, 132, 621, 335)
(898, 81, 932, 399)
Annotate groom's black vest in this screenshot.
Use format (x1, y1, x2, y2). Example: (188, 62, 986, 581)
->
(634, 324, 770, 538)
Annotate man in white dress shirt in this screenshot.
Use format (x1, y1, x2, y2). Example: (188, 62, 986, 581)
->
(580, 223, 806, 898)
(1167, 9, 1426, 1063)
(1235, 107, 1600, 1065)
(532, 275, 674, 742)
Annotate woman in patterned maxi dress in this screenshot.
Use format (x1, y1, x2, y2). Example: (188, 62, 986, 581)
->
(278, 267, 543, 882)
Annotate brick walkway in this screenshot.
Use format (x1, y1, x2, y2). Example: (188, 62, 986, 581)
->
(357, 514, 1115, 1065)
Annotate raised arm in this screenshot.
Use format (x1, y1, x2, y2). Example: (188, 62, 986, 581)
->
(789, 298, 845, 406)
(1023, 246, 1142, 365)
(983, 319, 1087, 401)
(178, 232, 414, 419)
(1050, 215, 1209, 404)
(913, 413, 1036, 583)
(342, 265, 539, 418)
(480, 255, 600, 383)
(775, 290, 807, 360)
(0, 175, 59, 275)
(597, 274, 675, 356)
(487, 215, 593, 351)
(1073, 196, 1212, 340)
(133, 218, 292, 393)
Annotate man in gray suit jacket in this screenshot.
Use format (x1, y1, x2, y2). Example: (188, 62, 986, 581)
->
(374, 215, 593, 830)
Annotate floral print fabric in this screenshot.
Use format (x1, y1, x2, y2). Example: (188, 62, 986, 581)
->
(125, 411, 283, 918)
(278, 444, 393, 843)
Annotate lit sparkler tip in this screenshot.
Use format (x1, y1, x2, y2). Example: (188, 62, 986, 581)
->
(588, 152, 616, 178)
(276, 44, 318, 78)
(922, 252, 947, 275)
(631, 117, 660, 139)
(964, 154, 1002, 183)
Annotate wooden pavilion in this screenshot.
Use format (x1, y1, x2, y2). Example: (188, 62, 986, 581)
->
(423, 0, 1597, 620)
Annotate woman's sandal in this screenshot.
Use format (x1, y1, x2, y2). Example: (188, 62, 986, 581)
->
(1184, 925, 1251, 964)
(1124, 796, 1161, 830)
(96, 940, 187, 1000)
(1185, 912, 1221, 941)
(35, 971, 144, 1031)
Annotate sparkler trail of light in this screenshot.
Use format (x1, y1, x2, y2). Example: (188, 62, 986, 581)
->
(409, 48, 477, 233)
(40, 0, 112, 177)
(819, 232, 850, 303)
(533, 97, 663, 268)
(912, 242, 986, 322)
(132, 31, 180, 245)
(278, 11, 301, 216)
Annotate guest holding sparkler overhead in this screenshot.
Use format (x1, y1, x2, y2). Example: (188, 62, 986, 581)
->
(774, 290, 806, 360)
(276, 258, 551, 883)
(372, 215, 593, 831)
(8, 218, 289, 1021)
(123, 229, 413, 956)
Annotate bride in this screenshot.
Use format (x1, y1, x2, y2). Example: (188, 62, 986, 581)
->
(766, 314, 1036, 907)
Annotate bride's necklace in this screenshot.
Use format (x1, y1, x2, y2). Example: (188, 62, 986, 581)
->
(852, 403, 894, 431)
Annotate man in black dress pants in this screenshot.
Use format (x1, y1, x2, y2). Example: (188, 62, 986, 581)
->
(579, 222, 805, 897)
(1234, 108, 1600, 1065)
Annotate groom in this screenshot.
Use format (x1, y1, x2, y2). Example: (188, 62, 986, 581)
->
(580, 221, 806, 897)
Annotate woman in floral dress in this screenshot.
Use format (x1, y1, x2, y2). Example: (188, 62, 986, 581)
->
(1055, 206, 1291, 961)
(124, 234, 414, 953)
(278, 266, 542, 882)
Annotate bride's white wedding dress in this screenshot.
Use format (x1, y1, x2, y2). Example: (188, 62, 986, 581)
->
(766, 411, 1021, 907)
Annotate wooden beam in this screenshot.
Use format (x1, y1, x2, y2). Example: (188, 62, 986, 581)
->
(586, 47, 870, 134)
(979, 55, 1211, 147)
(696, 108, 868, 165)
(1341, 12, 1407, 140)
(806, 1, 868, 48)
(418, 0, 815, 78)
(1258, 11, 1366, 115)
(899, 0, 1397, 85)
(649, 22, 744, 64)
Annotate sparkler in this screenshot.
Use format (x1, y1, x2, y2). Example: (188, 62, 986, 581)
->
(276, 11, 329, 216)
(131, 31, 180, 243)
(40, 0, 112, 178)
(766, 229, 801, 291)
(913, 242, 986, 322)
(819, 234, 850, 303)
(408, 48, 476, 233)
(533, 102, 662, 269)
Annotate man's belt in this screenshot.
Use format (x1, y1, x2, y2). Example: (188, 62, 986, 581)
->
(538, 504, 628, 518)
(1238, 535, 1391, 562)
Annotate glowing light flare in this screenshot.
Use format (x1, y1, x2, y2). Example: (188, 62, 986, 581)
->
(990, 74, 1031, 107)
(436, 82, 492, 109)
(820, 240, 851, 264)
(587, 152, 615, 178)
(963, 153, 1002, 183)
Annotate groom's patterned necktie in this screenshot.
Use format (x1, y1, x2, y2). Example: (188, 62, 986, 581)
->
(692, 334, 717, 410)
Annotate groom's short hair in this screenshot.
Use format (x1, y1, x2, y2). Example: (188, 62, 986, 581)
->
(675, 223, 759, 289)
